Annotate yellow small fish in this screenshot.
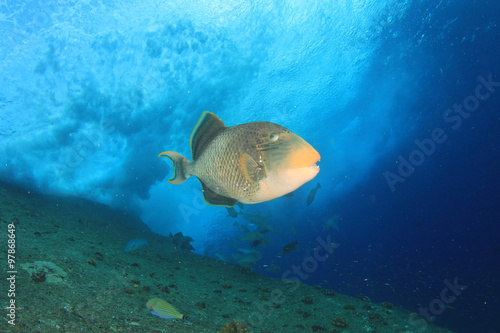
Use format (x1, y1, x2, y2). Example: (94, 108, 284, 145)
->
(146, 298, 184, 320)
(159, 112, 320, 207)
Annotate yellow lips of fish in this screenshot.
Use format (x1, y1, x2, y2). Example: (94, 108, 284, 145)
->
(146, 298, 184, 320)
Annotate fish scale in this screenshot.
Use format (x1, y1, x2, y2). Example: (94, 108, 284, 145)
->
(193, 126, 262, 201)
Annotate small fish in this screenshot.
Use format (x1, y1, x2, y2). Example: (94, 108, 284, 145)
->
(241, 212, 271, 226)
(264, 263, 281, 272)
(214, 251, 232, 263)
(282, 240, 298, 254)
(159, 112, 320, 207)
(323, 215, 340, 232)
(232, 248, 262, 268)
(239, 231, 264, 242)
(306, 183, 321, 206)
(123, 239, 149, 252)
(241, 212, 275, 233)
(171, 232, 195, 251)
(339, 116, 361, 135)
(251, 237, 270, 248)
(146, 298, 184, 320)
(225, 207, 239, 218)
(234, 222, 250, 234)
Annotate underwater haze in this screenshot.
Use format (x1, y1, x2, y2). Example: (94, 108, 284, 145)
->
(1, 0, 499, 332)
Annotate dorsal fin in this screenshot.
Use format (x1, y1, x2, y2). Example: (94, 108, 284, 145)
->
(190, 111, 225, 160)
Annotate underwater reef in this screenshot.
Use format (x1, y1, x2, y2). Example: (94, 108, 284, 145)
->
(0, 181, 455, 332)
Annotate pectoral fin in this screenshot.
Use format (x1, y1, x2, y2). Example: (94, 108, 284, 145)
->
(239, 153, 266, 184)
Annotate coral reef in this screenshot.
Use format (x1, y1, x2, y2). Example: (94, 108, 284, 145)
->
(302, 296, 314, 304)
(331, 317, 349, 328)
(218, 319, 253, 333)
(321, 289, 336, 297)
(382, 302, 394, 309)
(0, 181, 455, 332)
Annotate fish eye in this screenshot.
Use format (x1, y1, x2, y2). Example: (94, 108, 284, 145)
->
(269, 133, 279, 141)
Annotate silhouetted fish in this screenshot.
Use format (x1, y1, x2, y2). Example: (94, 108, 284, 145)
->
(251, 237, 270, 248)
(282, 240, 298, 254)
(306, 183, 321, 206)
(226, 207, 239, 218)
(232, 247, 262, 268)
(171, 232, 195, 251)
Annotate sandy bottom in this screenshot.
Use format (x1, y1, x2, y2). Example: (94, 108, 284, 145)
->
(0, 181, 454, 333)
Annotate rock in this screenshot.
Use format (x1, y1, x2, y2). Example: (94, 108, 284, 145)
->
(20, 261, 67, 283)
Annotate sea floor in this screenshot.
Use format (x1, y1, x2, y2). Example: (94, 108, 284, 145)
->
(0, 181, 454, 333)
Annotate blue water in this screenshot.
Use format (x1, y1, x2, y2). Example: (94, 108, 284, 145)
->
(1, 1, 499, 332)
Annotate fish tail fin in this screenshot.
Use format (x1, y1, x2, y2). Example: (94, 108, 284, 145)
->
(158, 151, 192, 184)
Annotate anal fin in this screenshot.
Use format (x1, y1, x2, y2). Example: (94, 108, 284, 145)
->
(200, 181, 237, 207)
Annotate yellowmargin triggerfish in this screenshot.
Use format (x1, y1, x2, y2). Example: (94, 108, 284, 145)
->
(146, 298, 184, 320)
(158, 111, 320, 207)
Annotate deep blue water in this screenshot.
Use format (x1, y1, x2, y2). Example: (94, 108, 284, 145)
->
(1, 1, 499, 332)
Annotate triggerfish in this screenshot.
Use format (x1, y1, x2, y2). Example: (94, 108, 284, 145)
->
(158, 111, 320, 207)
(146, 298, 184, 320)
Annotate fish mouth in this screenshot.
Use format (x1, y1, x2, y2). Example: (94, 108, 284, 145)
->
(268, 134, 321, 174)
(310, 159, 320, 172)
(308, 150, 321, 171)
